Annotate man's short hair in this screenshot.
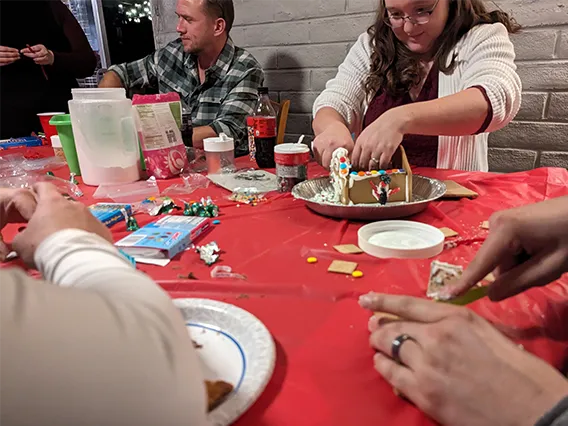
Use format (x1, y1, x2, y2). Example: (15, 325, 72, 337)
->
(203, 0, 234, 34)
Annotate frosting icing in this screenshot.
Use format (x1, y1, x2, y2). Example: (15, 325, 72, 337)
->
(330, 148, 351, 204)
(329, 147, 407, 205)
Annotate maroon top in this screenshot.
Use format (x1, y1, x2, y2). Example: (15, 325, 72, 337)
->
(363, 64, 439, 167)
(363, 64, 493, 168)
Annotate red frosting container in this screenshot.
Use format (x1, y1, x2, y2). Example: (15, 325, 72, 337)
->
(274, 143, 311, 192)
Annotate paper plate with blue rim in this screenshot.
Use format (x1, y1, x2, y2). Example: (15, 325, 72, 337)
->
(174, 298, 276, 426)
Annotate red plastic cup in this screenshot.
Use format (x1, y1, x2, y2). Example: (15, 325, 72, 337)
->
(37, 112, 65, 142)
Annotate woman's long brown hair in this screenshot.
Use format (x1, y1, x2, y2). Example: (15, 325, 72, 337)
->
(365, 0, 520, 99)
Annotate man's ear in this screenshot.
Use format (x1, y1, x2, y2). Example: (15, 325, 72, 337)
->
(213, 17, 226, 37)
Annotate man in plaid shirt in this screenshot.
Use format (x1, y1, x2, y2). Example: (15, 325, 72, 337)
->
(99, 0, 263, 156)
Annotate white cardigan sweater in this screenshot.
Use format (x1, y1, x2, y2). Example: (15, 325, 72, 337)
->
(313, 23, 522, 171)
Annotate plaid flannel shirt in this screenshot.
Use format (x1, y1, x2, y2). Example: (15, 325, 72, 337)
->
(109, 37, 263, 156)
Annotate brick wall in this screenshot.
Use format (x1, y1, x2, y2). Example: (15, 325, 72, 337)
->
(151, 0, 568, 171)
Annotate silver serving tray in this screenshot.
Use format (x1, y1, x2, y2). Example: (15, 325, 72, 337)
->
(292, 175, 446, 221)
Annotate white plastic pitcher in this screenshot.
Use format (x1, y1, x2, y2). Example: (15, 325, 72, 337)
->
(68, 88, 140, 186)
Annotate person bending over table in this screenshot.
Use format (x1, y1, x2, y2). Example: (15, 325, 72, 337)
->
(312, 0, 522, 172)
(0, 0, 97, 139)
(0, 184, 208, 426)
(360, 196, 568, 426)
(99, 0, 263, 157)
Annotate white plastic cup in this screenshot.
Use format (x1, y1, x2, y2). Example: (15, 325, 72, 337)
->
(203, 133, 236, 174)
(50, 135, 66, 161)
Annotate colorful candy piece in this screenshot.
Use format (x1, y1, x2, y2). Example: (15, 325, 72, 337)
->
(352, 270, 364, 278)
(307, 257, 318, 264)
(340, 163, 347, 169)
(371, 170, 378, 175)
(350, 171, 358, 176)
(379, 170, 386, 175)
(212, 220, 221, 225)
(358, 171, 365, 176)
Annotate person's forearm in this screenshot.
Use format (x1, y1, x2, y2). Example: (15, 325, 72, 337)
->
(313, 107, 349, 136)
(192, 126, 217, 149)
(98, 70, 124, 89)
(395, 88, 489, 136)
(2, 230, 209, 425)
(34, 229, 161, 299)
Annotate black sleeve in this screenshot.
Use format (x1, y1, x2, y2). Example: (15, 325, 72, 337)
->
(535, 396, 568, 426)
(49, 0, 97, 78)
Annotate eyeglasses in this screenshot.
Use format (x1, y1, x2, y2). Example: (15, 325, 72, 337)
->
(384, 0, 440, 28)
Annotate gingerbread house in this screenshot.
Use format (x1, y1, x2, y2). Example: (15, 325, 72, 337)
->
(330, 146, 413, 205)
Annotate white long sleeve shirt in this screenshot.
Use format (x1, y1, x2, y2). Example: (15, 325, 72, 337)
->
(1, 230, 209, 426)
(313, 23, 522, 172)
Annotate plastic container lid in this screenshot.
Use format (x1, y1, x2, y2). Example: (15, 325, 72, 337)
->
(358, 220, 445, 259)
(71, 88, 126, 101)
(51, 135, 62, 148)
(274, 143, 310, 155)
(203, 133, 234, 153)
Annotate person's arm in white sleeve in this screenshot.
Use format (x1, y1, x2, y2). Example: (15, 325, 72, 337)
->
(1, 184, 209, 426)
(311, 32, 373, 168)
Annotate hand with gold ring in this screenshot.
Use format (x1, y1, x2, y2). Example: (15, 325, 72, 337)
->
(0, 188, 37, 261)
(359, 292, 568, 426)
(351, 107, 405, 171)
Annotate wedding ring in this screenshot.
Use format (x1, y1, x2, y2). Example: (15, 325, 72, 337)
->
(391, 334, 417, 365)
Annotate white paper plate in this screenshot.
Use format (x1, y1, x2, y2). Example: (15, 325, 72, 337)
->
(358, 220, 445, 259)
(173, 298, 276, 426)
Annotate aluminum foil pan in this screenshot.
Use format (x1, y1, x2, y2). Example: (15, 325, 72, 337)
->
(291, 175, 446, 221)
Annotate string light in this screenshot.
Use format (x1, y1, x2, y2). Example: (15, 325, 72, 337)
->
(118, 1, 152, 24)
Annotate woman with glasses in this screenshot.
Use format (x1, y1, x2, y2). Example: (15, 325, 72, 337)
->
(312, 0, 521, 172)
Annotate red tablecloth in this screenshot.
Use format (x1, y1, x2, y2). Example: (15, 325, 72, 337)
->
(3, 147, 568, 426)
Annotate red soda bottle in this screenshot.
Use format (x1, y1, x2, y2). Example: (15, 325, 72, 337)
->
(252, 87, 277, 168)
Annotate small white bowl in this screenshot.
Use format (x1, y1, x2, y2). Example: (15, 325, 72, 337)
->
(358, 220, 445, 259)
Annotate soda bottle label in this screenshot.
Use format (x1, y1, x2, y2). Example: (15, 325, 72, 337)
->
(247, 116, 256, 161)
(253, 117, 277, 138)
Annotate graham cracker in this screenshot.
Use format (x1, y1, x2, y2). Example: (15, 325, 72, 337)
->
(328, 260, 358, 275)
(439, 227, 459, 238)
(373, 311, 401, 322)
(442, 180, 479, 199)
(481, 221, 490, 230)
(333, 244, 364, 254)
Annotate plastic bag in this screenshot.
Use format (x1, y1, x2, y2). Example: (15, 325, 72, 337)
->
(0, 173, 83, 198)
(186, 147, 207, 173)
(162, 169, 209, 196)
(210, 265, 246, 280)
(133, 93, 189, 179)
(208, 169, 278, 193)
(0, 154, 66, 178)
(93, 177, 160, 203)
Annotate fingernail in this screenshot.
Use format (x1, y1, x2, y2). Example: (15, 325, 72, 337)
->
(358, 292, 378, 307)
(368, 315, 379, 332)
